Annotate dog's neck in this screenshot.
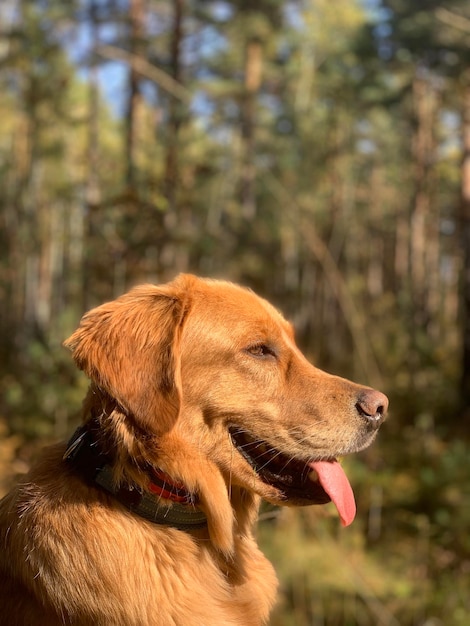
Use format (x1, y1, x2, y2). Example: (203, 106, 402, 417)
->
(63, 412, 208, 531)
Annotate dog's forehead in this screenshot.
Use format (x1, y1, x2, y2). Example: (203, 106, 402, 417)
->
(189, 279, 294, 340)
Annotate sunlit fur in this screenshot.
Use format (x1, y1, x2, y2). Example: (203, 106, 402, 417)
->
(0, 273, 387, 625)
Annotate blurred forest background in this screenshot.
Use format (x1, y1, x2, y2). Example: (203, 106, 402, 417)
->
(0, 0, 470, 624)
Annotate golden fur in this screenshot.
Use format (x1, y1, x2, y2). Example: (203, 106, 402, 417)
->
(0, 274, 388, 625)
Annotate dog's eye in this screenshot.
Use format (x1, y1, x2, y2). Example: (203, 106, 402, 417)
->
(246, 343, 276, 359)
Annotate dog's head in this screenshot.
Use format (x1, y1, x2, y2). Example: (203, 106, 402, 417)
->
(65, 274, 388, 552)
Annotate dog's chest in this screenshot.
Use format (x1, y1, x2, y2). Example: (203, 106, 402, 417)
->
(144, 533, 279, 626)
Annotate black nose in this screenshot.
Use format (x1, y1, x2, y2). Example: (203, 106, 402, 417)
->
(356, 389, 389, 429)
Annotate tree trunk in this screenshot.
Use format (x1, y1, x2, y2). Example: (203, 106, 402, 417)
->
(161, 0, 191, 275)
(460, 76, 470, 407)
(164, 0, 184, 215)
(410, 74, 435, 327)
(83, 0, 101, 312)
(125, 0, 145, 190)
(240, 37, 262, 219)
(407, 73, 437, 373)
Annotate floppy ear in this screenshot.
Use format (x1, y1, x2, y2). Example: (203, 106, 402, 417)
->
(64, 278, 192, 434)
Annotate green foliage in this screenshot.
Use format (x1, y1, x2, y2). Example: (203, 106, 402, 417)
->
(260, 434, 470, 625)
(0, 336, 86, 439)
(0, 0, 469, 623)
(260, 506, 413, 607)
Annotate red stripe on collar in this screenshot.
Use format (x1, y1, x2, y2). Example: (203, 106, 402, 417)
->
(148, 468, 195, 504)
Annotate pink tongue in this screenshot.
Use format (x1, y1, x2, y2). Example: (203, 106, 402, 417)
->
(309, 460, 356, 527)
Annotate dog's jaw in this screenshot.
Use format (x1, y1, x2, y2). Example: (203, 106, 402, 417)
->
(228, 426, 356, 524)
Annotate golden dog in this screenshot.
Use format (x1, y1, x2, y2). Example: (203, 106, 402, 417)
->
(0, 274, 388, 625)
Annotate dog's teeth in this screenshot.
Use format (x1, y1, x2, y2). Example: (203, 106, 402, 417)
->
(308, 470, 319, 483)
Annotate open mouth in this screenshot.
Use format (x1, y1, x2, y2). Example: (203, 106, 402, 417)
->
(229, 426, 356, 526)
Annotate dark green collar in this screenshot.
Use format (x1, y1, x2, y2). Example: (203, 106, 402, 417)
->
(63, 424, 207, 531)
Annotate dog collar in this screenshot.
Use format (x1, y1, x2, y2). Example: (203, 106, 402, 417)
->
(63, 424, 207, 530)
